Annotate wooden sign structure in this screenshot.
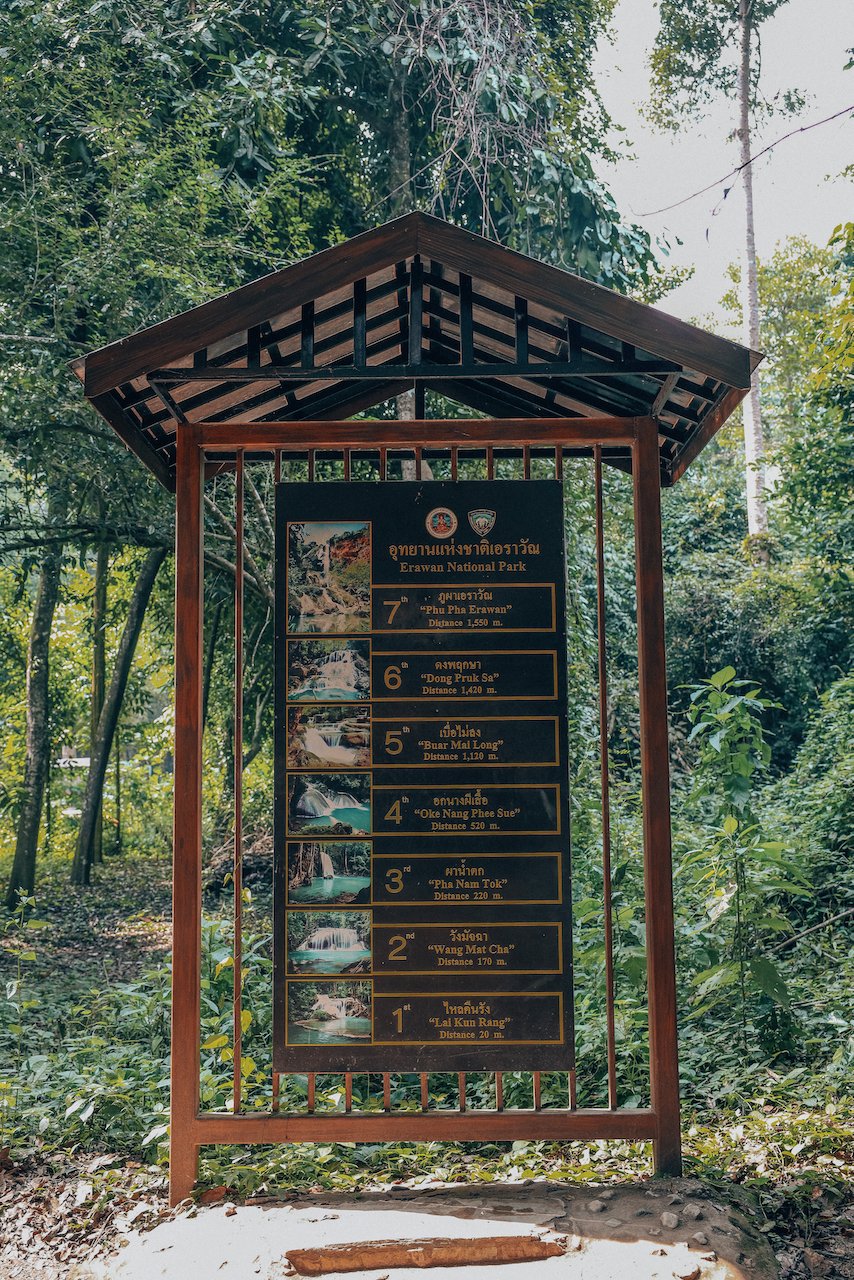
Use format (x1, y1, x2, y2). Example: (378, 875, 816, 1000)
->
(274, 480, 572, 1072)
(74, 212, 761, 1204)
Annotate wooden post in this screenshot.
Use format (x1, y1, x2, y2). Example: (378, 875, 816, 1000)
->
(170, 425, 204, 1203)
(633, 418, 682, 1176)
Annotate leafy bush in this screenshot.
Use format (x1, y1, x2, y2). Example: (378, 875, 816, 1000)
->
(666, 557, 854, 767)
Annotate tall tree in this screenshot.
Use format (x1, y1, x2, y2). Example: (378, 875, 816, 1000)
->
(646, 0, 802, 548)
(90, 533, 109, 864)
(297, 0, 658, 288)
(4, 496, 66, 909)
(0, 0, 316, 899)
(71, 547, 168, 885)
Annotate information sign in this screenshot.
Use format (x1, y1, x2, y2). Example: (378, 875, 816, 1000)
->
(273, 481, 572, 1071)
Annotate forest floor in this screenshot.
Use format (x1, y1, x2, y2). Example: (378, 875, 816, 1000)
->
(1, 850, 852, 1279)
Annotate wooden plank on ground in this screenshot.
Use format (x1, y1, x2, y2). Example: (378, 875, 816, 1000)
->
(285, 1234, 566, 1274)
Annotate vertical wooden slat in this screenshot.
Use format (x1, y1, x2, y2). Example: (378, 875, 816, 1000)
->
(353, 278, 367, 367)
(343, 448, 351, 481)
(415, 446, 423, 481)
(274, 450, 282, 485)
(383, 1073, 391, 1111)
(247, 325, 261, 370)
(307, 1074, 316, 1113)
(568, 1070, 577, 1110)
(409, 255, 423, 366)
(633, 418, 682, 1175)
(514, 296, 529, 364)
(301, 302, 315, 369)
(450, 446, 458, 481)
(566, 319, 582, 364)
(232, 454, 244, 1116)
(495, 1072, 504, 1112)
(420, 1074, 429, 1111)
(594, 447, 618, 1111)
(170, 425, 203, 1205)
(486, 446, 494, 480)
(523, 445, 531, 480)
(533, 1072, 542, 1111)
(345, 1073, 353, 1113)
(271, 1072, 280, 1113)
(555, 447, 563, 480)
(458, 1072, 466, 1113)
(307, 450, 315, 483)
(459, 273, 474, 364)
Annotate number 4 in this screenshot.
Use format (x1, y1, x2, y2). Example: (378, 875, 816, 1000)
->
(384, 799, 403, 825)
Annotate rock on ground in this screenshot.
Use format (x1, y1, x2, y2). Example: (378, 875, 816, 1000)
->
(67, 1181, 779, 1280)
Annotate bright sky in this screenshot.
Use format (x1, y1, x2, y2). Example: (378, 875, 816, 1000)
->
(302, 522, 368, 544)
(593, 0, 852, 333)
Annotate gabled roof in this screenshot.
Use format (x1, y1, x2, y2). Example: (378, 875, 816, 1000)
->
(74, 212, 760, 490)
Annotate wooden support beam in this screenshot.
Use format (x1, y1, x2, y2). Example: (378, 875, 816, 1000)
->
(190, 1107, 657, 1144)
(633, 417, 682, 1176)
(170, 425, 203, 1204)
(146, 357, 682, 382)
(197, 417, 638, 451)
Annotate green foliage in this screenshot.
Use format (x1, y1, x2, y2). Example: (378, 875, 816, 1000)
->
(646, 0, 800, 130)
(684, 666, 777, 818)
(765, 671, 854, 923)
(666, 556, 854, 768)
(675, 670, 810, 1063)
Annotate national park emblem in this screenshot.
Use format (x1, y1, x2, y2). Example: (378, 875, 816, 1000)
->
(468, 508, 496, 537)
(425, 507, 458, 539)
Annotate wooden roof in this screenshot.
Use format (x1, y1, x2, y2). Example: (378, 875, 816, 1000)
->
(74, 212, 760, 490)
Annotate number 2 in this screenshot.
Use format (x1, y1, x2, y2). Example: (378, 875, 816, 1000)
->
(388, 935, 407, 961)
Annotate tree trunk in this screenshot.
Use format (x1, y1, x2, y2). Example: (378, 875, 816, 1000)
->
(113, 720, 122, 855)
(5, 535, 64, 909)
(388, 63, 411, 218)
(90, 538, 108, 863)
(202, 597, 223, 732)
(737, 0, 769, 549)
(71, 547, 167, 884)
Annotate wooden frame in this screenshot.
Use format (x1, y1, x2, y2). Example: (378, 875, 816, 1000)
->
(74, 212, 760, 491)
(169, 414, 681, 1204)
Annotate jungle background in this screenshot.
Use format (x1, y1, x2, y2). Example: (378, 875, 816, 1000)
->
(0, 1, 851, 1276)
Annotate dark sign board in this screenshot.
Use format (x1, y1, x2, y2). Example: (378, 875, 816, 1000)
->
(273, 481, 572, 1071)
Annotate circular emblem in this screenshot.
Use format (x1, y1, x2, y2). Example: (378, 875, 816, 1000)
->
(425, 507, 458, 539)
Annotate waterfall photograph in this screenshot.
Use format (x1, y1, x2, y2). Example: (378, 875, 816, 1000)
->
(287, 521, 371, 634)
(286, 841, 371, 905)
(287, 773, 371, 836)
(286, 910, 371, 975)
(286, 638, 370, 702)
(287, 705, 370, 768)
(286, 980, 372, 1046)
